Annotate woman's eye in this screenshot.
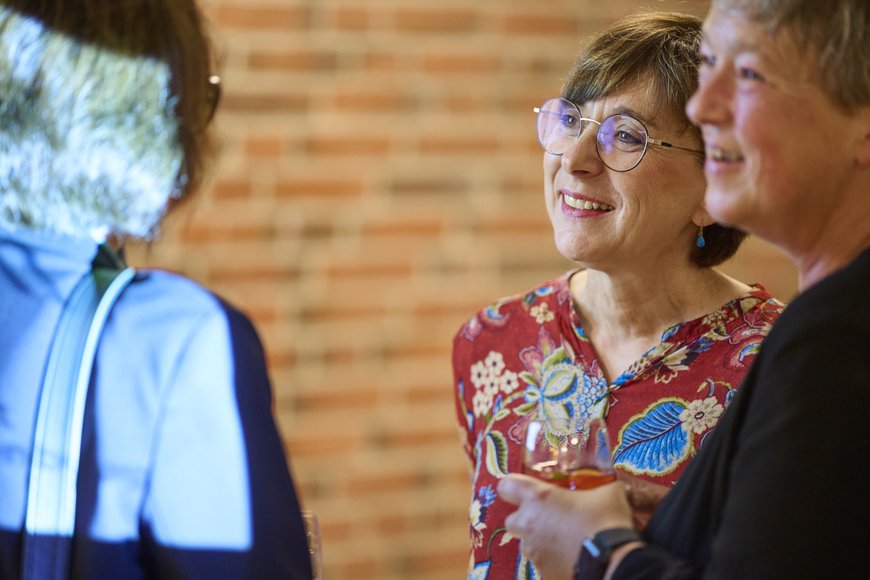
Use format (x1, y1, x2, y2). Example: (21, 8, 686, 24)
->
(698, 52, 715, 67)
(560, 115, 578, 128)
(616, 130, 643, 145)
(739, 67, 764, 82)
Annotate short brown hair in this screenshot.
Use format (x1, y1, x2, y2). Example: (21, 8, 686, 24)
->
(713, 0, 870, 112)
(562, 12, 747, 268)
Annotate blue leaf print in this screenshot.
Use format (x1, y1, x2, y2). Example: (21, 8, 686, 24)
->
(613, 400, 691, 476)
(470, 560, 491, 580)
(694, 336, 715, 353)
(736, 342, 759, 363)
(516, 553, 540, 580)
(661, 322, 685, 341)
(540, 365, 579, 401)
(459, 379, 474, 430)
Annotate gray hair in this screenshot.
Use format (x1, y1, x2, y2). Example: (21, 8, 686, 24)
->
(0, 6, 182, 240)
(713, 0, 870, 112)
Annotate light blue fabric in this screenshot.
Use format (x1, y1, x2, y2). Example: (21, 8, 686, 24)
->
(0, 228, 250, 548)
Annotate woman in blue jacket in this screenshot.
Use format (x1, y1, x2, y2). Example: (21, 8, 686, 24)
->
(0, 0, 312, 577)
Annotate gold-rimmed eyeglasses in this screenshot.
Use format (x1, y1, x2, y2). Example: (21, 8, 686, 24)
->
(534, 97, 704, 172)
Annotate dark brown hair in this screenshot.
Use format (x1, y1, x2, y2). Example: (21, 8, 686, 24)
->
(563, 12, 747, 268)
(1, 0, 215, 199)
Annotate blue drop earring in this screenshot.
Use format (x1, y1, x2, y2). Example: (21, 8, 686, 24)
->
(696, 225, 706, 248)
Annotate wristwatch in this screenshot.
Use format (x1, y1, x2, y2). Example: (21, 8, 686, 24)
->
(573, 527, 643, 580)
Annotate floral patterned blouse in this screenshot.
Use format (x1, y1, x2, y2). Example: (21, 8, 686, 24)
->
(452, 272, 783, 580)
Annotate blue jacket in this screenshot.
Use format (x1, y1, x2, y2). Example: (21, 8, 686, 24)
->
(0, 228, 312, 578)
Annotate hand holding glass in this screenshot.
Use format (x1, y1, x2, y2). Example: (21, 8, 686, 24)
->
(522, 417, 616, 490)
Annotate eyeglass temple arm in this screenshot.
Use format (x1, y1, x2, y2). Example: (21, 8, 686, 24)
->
(648, 138, 705, 157)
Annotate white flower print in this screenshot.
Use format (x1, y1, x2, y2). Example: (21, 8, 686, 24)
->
(680, 396, 724, 434)
(470, 498, 486, 532)
(530, 302, 555, 324)
(484, 351, 506, 375)
(470, 361, 489, 388)
(499, 530, 516, 546)
(484, 380, 500, 400)
(470, 351, 519, 417)
(500, 371, 520, 394)
(472, 388, 492, 417)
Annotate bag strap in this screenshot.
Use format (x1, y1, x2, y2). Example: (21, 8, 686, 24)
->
(22, 244, 135, 580)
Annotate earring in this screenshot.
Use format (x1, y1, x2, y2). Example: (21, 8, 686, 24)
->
(696, 225, 706, 248)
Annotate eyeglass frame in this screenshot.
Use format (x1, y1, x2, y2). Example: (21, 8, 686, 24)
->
(533, 97, 705, 172)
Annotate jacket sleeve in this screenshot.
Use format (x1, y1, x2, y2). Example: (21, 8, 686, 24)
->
(139, 302, 312, 579)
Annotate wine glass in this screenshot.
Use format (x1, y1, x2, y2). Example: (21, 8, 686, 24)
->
(522, 415, 616, 490)
(301, 510, 323, 579)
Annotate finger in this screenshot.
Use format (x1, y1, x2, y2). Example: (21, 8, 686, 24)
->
(503, 509, 522, 537)
(497, 473, 541, 505)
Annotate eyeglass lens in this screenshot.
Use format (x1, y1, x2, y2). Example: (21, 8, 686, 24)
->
(535, 98, 650, 172)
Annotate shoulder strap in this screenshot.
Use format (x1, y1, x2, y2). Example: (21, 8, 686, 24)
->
(22, 244, 135, 580)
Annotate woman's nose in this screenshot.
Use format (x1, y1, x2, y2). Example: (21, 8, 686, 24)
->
(687, 66, 732, 128)
(560, 121, 604, 175)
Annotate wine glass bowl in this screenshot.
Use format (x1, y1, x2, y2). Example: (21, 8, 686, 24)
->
(522, 416, 616, 490)
(301, 510, 322, 580)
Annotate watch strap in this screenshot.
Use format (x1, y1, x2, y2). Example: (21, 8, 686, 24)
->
(574, 527, 642, 580)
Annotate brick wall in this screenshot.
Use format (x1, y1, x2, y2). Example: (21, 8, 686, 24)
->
(127, 0, 797, 577)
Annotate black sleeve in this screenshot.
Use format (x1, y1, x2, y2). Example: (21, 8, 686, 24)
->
(701, 308, 870, 578)
(615, 271, 870, 579)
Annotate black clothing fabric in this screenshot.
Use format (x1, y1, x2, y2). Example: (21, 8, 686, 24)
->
(614, 248, 870, 579)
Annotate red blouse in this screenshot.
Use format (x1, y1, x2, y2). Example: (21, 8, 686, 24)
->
(452, 272, 783, 579)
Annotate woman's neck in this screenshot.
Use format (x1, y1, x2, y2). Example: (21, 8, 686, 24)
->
(570, 265, 751, 382)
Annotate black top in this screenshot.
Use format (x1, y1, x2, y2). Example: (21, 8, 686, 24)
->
(614, 248, 870, 579)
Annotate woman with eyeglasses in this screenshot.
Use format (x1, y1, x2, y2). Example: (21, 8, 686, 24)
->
(497, 0, 870, 578)
(0, 0, 311, 577)
(452, 12, 783, 579)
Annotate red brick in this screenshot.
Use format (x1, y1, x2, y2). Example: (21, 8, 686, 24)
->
(423, 55, 500, 74)
(442, 95, 486, 113)
(333, 91, 415, 113)
(337, 557, 386, 578)
(395, 9, 479, 33)
(325, 263, 413, 279)
(214, 4, 308, 29)
(295, 388, 381, 412)
(274, 179, 364, 198)
(221, 93, 308, 113)
(362, 218, 443, 237)
(419, 137, 500, 154)
(331, 7, 370, 31)
(375, 428, 457, 450)
(248, 50, 338, 72)
(285, 433, 363, 458)
(400, 546, 469, 574)
(212, 180, 252, 199)
(391, 178, 467, 196)
(307, 136, 391, 156)
(245, 136, 286, 157)
(362, 52, 400, 72)
(349, 472, 430, 495)
(264, 348, 296, 371)
(503, 14, 580, 35)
